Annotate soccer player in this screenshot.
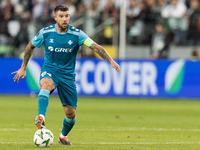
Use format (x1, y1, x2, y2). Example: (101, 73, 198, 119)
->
(12, 5, 120, 145)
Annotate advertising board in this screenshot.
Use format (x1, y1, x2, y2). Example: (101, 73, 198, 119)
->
(1, 57, 200, 98)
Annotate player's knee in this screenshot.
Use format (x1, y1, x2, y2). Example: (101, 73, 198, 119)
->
(63, 105, 76, 119)
(40, 79, 54, 91)
(66, 112, 76, 120)
(41, 82, 53, 90)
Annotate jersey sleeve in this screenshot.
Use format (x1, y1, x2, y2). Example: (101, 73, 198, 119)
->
(78, 30, 94, 47)
(32, 28, 44, 48)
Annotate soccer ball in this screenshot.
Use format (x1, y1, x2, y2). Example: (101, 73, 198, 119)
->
(33, 129, 54, 147)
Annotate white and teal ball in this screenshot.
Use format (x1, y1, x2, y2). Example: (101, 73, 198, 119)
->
(33, 129, 54, 147)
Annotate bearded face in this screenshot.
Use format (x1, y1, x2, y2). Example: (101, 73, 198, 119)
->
(54, 10, 70, 31)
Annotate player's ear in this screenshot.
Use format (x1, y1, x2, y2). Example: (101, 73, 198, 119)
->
(54, 11, 58, 20)
(54, 15, 57, 21)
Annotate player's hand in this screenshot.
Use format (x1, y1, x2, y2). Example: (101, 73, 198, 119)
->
(11, 68, 26, 83)
(111, 61, 120, 72)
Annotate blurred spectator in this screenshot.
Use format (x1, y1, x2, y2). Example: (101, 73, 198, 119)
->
(191, 47, 199, 59)
(185, 0, 191, 8)
(101, 0, 119, 45)
(1, 0, 200, 58)
(126, 0, 141, 44)
(127, 0, 141, 19)
(75, 2, 85, 20)
(150, 21, 170, 59)
(82, 0, 93, 8)
(41, 0, 52, 23)
(0, 13, 15, 56)
(32, 0, 45, 19)
(0, 0, 14, 18)
(154, 0, 167, 17)
(162, 0, 187, 18)
(64, 0, 76, 22)
(186, 0, 200, 46)
(137, 0, 158, 45)
(72, 2, 86, 31)
(161, 0, 187, 45)
(85, 0, 101, 41)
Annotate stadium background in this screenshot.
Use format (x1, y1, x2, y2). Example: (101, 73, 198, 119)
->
(1, 0, 200, 98)
(1, 0, 200, 149)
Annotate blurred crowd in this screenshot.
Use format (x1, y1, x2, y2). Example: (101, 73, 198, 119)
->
(0, 0, 200, 58)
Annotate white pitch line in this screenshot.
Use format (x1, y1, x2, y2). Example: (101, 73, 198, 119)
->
(75, 127, 200, 132)
(1, 127, 200, 132)
(78, 142, 200, 145)
(1, 142, 200, 145)
(0, 142, 32, 144)
(1, 128, 31, 131)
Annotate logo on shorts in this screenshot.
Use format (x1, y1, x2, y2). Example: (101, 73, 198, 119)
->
(41, 71, 47, 77)
(41, 71, 52, 77)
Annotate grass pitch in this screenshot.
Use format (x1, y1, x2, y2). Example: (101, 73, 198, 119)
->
(0, 95, 200, 150)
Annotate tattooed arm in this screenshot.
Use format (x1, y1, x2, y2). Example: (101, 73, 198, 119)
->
(21, 41, 35, 69)
(90, 43, 120, 72)
(12, 41, 36, 82)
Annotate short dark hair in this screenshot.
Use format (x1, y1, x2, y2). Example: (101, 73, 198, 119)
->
(54, 5, 69, 13)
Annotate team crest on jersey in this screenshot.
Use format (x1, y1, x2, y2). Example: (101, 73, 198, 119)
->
(68, 40, 73, 45)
